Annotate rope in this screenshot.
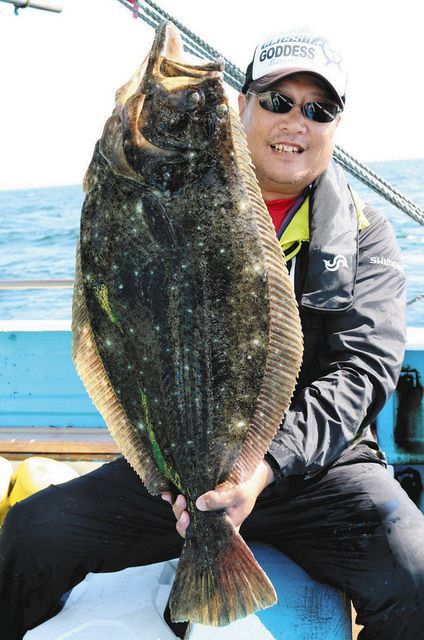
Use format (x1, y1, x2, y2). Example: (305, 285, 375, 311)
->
(116, 0, 424, 227)
(407, 293, 424, 307)
(334, 147, 424, 226)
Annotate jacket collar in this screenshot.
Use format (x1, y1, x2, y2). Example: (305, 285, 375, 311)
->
(279, 161, 369, 312)
(303, 161, 359, 311)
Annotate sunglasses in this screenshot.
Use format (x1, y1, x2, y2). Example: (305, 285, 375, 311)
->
(247, 90, 342, 123)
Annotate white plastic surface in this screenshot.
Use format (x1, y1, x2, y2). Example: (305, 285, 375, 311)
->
(188, 616, 275, 639)
(25, 561, 179, 640)
(25, 545, 351, 640)
(25, 559, 275, 640)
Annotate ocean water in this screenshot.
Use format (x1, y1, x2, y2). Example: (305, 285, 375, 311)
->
(0, 158, 423, 326)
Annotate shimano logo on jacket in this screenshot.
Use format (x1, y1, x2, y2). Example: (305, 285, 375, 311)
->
(369, 256, 403, 273)
(323, 255, 348, 272)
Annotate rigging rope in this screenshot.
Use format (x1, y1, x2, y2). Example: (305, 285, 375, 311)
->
(116, 0, 424, 227)
(407, 293, 424, 307)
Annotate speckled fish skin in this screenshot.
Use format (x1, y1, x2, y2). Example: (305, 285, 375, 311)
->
(72, 21, 303, 627)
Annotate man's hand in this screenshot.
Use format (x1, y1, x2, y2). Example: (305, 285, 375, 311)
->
(162, 459, 274, 538)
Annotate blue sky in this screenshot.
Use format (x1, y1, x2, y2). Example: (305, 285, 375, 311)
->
(0, 0, 422, 189)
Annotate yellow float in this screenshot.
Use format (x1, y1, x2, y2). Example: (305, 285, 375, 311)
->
(0, 456, 14, 524)
(0, 456, 79, 524)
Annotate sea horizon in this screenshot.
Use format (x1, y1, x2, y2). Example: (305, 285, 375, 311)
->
(1, 156, 423, 194)
(1, 157, 423, 326)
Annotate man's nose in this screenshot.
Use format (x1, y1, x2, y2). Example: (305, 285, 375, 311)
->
(276, 105, 308, 132)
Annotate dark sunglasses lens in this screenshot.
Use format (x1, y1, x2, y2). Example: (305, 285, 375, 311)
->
(259, 92, 293, 114)
(304, 102, 339, 122)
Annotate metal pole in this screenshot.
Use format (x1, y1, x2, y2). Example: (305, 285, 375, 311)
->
(0, 280, 73, 290)
(0, 0, 62, 13)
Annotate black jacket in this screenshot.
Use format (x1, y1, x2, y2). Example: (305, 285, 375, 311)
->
(266, 162, 407, 484)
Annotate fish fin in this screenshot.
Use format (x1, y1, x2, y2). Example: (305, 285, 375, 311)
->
(82, 152, 100, 194)
(169, 513, 276, 626)
(82, 143, 119, 194)
(227, 109, 304, 483)
(72, 245, 170, 495)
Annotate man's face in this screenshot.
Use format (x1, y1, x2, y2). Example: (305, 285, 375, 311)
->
(238, 73, 341, 200)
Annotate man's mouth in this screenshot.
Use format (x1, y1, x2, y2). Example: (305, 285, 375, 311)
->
(270, 143, 304, 154)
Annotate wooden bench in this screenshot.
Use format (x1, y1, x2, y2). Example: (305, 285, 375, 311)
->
(0, 427, 120, 461)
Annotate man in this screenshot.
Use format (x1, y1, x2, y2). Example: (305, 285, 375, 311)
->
(167, 33, 424, 639)
(1, 29, 423, 640)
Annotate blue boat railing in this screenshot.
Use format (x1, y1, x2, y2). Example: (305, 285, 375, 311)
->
(1, 280, 423, 466)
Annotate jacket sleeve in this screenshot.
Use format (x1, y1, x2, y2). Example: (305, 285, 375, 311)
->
(266, 209, 407, 482)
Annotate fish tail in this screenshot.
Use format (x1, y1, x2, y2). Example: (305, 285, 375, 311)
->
(169, 511, 276, 626)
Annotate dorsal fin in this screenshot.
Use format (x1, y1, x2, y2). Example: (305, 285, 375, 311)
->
(226, 108, 303, 485)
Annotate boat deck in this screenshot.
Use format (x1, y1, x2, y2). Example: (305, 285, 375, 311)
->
(2, 321, 422, 640)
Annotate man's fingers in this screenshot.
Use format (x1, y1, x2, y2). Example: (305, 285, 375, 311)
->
(176, 509, 190, 538)
(165, 484, 244, 537)
(172, 494, 187, 520)
(196, 486, 236, 511)
(162, 492, 190, 539)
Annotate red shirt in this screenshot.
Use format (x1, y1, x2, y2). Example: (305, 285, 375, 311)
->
(265, 196, 298, 234)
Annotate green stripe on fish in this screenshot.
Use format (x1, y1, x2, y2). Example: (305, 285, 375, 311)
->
(139, 388, 185, 494)
(94, 284, 122, 329)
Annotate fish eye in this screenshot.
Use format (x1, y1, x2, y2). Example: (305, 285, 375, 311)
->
(216, 103, 228, 118)
(185, 90, 204, 109)
(187, 91, 200, 105)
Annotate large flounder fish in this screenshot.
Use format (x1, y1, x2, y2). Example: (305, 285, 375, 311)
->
(72, 21, 303, 626)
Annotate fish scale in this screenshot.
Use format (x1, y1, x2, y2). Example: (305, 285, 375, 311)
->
(72, 20, 303, 626)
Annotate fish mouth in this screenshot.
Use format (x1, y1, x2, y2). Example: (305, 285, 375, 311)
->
(159, 60, 224, 86)
(139, 131, 207, 157)
(137, 132, 179, 157)
(138, 126, 210, 157)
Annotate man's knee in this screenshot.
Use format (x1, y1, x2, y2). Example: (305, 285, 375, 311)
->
(0, 487, 77, 639)
(358, 562, 424, 629)
(1, 485, 65, 561)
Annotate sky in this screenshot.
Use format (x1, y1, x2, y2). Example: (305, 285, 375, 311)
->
(0, 0, 422, 190)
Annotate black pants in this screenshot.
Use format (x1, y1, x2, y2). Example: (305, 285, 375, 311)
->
(1, 451, 424, 640)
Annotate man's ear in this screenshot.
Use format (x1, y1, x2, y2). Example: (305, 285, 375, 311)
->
(238, 93, 247, 118)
